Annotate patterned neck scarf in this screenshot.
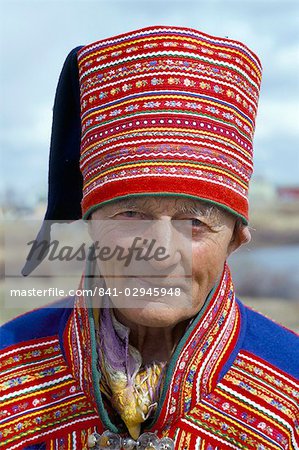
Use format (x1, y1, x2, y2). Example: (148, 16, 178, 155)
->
(95, 301, 167, 440)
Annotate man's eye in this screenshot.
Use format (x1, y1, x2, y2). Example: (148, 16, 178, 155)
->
(191, 218, 204, 228)
(118, 210, 143, 218)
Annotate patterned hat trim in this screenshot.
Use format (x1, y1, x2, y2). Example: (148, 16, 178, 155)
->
(83, 192, 248, 224)
(78, 25, 262, 72)
(78, 25, 262, 223)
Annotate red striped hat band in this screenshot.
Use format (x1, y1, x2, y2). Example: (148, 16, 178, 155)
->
(78, 26, 262, 223)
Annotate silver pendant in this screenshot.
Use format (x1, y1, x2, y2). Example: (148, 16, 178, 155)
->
(87, 430, 174, 449)
(138, 432, 160, 448)
(123, 437, 136, 449)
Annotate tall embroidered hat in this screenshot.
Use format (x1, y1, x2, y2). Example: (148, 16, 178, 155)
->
(78, 26, 262, 223)
(22, 26, 262, 275)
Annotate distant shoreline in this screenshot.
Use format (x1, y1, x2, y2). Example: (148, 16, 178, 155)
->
(248, 203, 299, 248)
(250, 230, 299, 248)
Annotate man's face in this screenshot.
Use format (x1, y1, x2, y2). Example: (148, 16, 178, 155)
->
(89, 196, 240, 328)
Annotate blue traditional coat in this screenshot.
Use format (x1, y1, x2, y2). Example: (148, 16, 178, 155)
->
(1, 266, 298, 449)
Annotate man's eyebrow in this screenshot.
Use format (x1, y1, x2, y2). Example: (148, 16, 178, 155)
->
(111, 198, 221, 219)
(176, 202, 218, 217)
(115, 199, 138, 208)
(113, 199, 139, 209)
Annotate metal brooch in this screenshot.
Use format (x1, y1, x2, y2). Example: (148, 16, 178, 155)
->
(87, 430, 174, 449)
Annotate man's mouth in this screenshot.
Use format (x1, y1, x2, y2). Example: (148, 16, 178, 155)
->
(130, 276, 190, 291)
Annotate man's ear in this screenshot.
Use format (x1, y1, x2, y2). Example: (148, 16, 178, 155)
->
(228, 221, 251, 256)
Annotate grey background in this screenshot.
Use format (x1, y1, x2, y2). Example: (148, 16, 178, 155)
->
(1, 0, 299, 207)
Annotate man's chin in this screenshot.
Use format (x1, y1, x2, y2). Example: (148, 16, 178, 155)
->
(113, 303, 194, 329)
(111, 293, 190, 308)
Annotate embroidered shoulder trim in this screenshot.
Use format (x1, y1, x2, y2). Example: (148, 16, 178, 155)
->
(0, 336, 98, 449)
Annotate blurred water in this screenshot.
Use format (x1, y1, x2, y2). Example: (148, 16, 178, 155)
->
(229, 245, 299, 300)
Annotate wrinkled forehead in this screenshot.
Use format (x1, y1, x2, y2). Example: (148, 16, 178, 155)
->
(92, 195, 231, 221)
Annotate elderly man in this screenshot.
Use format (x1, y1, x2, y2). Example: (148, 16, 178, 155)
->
(1, 26, 298, 449)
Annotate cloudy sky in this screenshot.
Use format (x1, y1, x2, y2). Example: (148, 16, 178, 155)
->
(1, 0, 298, 205)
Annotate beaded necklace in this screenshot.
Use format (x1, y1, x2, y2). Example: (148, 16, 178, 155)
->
(87, 430, 174, 449)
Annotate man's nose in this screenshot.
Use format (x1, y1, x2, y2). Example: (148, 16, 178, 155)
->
(142, 219, 184, 270)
